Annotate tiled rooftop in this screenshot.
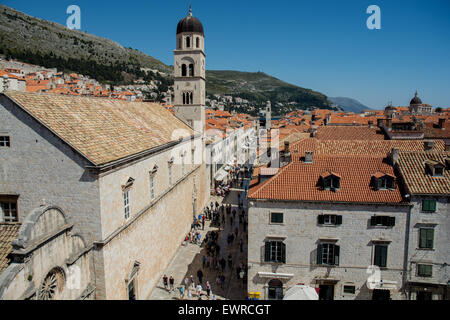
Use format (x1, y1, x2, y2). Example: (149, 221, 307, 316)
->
(248, 155, 404, 204)
(290, 138, 446, 160)
(0, 224, 21, 274)
(315, 126, 385, 140)
(4, 91, 194, 166)
(397, 151, 450, 195)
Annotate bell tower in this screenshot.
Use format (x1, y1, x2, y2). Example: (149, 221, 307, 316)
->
(173, 7, 206, 135)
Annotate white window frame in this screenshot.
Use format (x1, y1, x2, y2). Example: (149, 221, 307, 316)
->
(0, 136, 11, 147)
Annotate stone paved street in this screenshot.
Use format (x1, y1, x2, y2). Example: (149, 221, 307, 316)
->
(148, 174, 250, 300)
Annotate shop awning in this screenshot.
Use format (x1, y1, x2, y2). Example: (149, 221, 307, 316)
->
(283, 285, 319, 300)
(367, 279, 398, 290)
(215, 169, 228, 182)
(257, 272, 293, 279)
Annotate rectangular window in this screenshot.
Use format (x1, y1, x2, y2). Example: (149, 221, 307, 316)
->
(128, 279, 136, 300)
(422, 200, 437, 212)
(150, 175, 155, 200)
(264, 241, 286, 263)
(124, 190, 130, 220)
(370, 216, 395, 227)
(419, 228, 434, 249)
(317, 243, 340, 266)
(0, 197, 18, 222)
(0, 136, 10, 147)
(318, 214, 342, 225)
(417, 264, 433, 277)
(270, 212, 284, 224)
(374, 244, 388, 268)
(343, 285, 356, 294)
(168, 165, 172, 185)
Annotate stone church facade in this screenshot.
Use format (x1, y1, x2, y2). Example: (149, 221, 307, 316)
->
(0, 9, 210, 300)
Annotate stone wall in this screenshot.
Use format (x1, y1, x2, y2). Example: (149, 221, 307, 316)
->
(248, 200, 411, 300)
(0, 95, 102, 245)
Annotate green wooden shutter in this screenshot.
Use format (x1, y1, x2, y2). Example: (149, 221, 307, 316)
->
(334, 245, 340, 266)
(426, 229, 434, 248)
(317, 243, 323, 265)
(381, 246, 388, 267)
(318, 215, 324, 224)
(370, 216, 377, 226)
(429, 200, 436, 212)
(336, 215, 343, 225)
(374, 245, 387, 267)
(419, 229, 426, 248)
(264, 242, 271, 262)
(389, 217, 396, 227)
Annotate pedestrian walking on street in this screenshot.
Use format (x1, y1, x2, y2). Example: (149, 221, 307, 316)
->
(190, 275, 195, 286)
(169, 276, 174, 292)
(202, 255, 207, 269)
(206, 281, 211, 298)
(184, 277, 189, 288)
(202, 218, 205, 230)
(197, 269, 204, 284)
(187, 288, 192, 300)
(220, 257, 226, 272)
(239, 239, 243, 253)
(179, 285, 185, 299)
(236, 266, 241, 279)
(227, 254, 232, 269)
(196, 284, 202, 297)
(163, 274, 168, 290)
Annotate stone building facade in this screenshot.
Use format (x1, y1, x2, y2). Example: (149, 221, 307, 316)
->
(0, 90, 209, 299)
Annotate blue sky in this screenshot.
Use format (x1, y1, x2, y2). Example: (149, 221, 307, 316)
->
(3, 0, 450, 109)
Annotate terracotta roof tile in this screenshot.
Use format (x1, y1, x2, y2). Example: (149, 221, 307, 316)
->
(248, 155, 404, 204)
(316, 126, 385, 140)
(397, 151, 450, 195)
(0, 224, 21, 274)
(290, 138, 446, 160)
(4, 91, 193, 166)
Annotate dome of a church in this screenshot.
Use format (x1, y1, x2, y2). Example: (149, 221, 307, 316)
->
(410, 91, 422, 105)
(176, 8, 204, 35)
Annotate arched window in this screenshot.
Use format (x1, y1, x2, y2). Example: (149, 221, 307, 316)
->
(190, 92, 193, 104)
(181, 64, 187, 77)
(196, 37, 200, 48)
(182, 93, 186, 105)
(268, 279, 283, 300)
(186, 36, 190, 48)
(189, 64, 194, 77)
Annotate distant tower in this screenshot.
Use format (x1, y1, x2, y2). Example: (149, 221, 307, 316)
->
(173, 7, 206, 135)
(265, 101, 272, 130)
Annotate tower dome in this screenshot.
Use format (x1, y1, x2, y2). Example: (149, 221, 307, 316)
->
(176, 8, 204, 36)
(410, 91, 422, 105)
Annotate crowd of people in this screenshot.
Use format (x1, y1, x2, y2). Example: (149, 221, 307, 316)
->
(161, 164, 253, 300)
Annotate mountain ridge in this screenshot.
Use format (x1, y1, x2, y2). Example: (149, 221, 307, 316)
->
(0, 4, 335, 115)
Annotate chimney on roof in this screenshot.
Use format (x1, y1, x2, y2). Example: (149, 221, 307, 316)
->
(368, 120, 374, 128)
(391, 148, 399, 166)
(305, 151, 313, 164)
(386, 118, 392, 130)
(377, 118, 384, 128)
(284, 141, 290, 154)
(424, 140, 435, 151)
(438, 118, 446, 129)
